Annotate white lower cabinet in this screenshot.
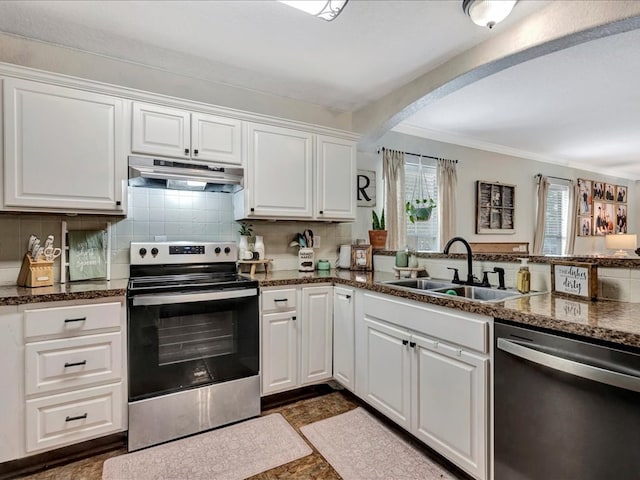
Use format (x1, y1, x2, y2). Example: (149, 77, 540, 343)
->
(260, 285, 332, 395)
(412, 333, 488, 480)
(332, 286, 355, 391)
(261, 310, 298, 394)
(356, 292, 489, 480)
(0, 298, 126, 462)
(300, 286, 333, 385)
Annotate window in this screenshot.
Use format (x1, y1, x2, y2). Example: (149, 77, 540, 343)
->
(405, 157, 439, 252)
(542, 180, 570, 255)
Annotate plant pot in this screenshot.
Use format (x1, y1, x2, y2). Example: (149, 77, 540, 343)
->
(407, 205, 434, 223)
(368, 230, 388, 251)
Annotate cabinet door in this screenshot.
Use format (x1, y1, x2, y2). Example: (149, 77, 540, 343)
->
(361, 317, 411, 429)
(131, 102, 190, 158)
(261, 310, 298, 395)
(246, 123, 313, 218)
(333, 286, 355, 391)
(300, 286, 333, 386)
(3, 78, 125, 212)
(191, 112, 242, 165)
(315, 135, 356, 220)
(412, 334, 488, 480)
(0, 310, 24, 463)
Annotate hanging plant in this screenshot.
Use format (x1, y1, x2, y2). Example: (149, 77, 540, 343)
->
(406, 198, 436, 223)
(406, 166, 437, 224)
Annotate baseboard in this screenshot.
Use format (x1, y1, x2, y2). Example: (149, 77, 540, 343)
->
(0, 432, 126, 480)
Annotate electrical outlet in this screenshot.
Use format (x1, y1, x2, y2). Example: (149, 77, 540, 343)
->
(313, 235, 321, 248)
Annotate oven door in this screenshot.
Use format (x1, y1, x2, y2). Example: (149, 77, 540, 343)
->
(128, 288, 259, 401)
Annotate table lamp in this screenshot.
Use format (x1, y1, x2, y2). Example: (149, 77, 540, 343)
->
(605, 234, 637, 257)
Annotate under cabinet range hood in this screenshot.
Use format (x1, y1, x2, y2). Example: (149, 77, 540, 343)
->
(128, 156, 243, 192)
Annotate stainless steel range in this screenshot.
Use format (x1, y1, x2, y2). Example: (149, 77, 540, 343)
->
(127, 241, 260, 451)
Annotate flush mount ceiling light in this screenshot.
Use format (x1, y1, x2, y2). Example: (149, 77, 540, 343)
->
(463, 0, 517, 29)
(279, 1, 349, 21)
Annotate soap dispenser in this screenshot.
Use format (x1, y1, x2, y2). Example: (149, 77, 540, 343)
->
(516, 258, 531, 294)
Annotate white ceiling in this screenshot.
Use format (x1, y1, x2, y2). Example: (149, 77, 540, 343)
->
(0, 0, 638, 178)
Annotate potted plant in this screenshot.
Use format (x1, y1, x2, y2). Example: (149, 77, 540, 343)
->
(368, 209, 388, 250)
(406, 197, 436, 224)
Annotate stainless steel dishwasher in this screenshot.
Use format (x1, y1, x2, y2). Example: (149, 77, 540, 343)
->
(494, 321, 640, 480)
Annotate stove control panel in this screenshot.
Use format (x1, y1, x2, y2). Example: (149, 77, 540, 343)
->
(131, 242, 237, 265)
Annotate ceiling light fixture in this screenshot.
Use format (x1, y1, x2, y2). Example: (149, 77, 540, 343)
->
(463, 0, 517, 29)
(279, 1, 349, 21)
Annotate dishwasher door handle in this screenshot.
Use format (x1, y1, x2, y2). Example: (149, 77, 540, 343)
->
(497, 337, 640, 393)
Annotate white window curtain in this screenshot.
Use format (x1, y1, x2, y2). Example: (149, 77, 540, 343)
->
(437, 159, 457, 251)
(383, 149, 406, 251)
(533, 175, 549, 255)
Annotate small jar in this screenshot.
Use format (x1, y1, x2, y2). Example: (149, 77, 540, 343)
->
(395, 249, 408, 268)
(317, 259, 331, 271)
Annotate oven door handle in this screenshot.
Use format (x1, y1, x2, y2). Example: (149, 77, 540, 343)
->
(497, 338, 640, 393)
(132, 288, 258, 306)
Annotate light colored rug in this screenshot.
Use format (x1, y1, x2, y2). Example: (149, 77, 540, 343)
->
(301, 407, 458, 480)
(102, 413, 312, 480)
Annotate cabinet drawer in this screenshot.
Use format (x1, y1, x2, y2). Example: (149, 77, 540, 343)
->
(25, 332, 122, 396)
(262, 289, 297, 312)
(24, 302, 121, 340)
(25, 382, 123, 453)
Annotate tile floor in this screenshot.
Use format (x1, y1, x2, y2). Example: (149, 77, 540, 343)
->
(17, 386, 465, 480)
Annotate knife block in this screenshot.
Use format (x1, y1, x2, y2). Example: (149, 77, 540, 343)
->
(17, 254, 54, 288)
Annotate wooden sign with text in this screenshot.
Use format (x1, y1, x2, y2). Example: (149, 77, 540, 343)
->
(550, 261, 598, 300)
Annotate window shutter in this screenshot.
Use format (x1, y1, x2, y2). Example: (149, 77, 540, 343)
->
(404, 159, 439, 252)
(542, 182, 570, 255)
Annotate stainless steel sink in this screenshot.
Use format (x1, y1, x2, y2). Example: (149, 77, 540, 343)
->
(380, 278, 529, 303)
(382, 278, 457, 291)
(429, 285, 522, 302)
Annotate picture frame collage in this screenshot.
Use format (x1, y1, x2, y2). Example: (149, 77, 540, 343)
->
(577, 178, 627, 236)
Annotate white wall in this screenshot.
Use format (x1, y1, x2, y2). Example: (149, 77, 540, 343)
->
(359, 131, 637, 256)
(0, 33, 352, 131)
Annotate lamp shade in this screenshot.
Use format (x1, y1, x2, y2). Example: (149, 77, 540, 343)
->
(462, 0, 517, 29)
(605, 233, 637, 257)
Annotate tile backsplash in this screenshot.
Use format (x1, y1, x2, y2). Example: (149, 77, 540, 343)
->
(0, 187, 352, 285)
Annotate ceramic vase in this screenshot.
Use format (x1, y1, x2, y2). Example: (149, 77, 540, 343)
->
(254, 235, 265, 260)
(239, 235, 249, 260)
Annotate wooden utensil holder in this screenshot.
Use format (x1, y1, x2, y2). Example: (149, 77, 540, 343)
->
(17, 254, 54, 287)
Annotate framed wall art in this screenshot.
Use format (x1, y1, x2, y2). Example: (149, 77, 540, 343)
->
(350, 244, 372, 271)
(476, 180, 515, 234)
(576, 178, 629, 237)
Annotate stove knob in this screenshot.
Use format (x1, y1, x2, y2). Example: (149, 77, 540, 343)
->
(151, 248, 158, 256)
(139, 248, 147, 257)
(224, 247, 231, 255)
(215, 247, 221, 254)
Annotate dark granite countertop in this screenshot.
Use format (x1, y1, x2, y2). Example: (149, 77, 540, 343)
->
(0, 279, 127, 306)
(2, 271, 638, 350)
(257, 269, 640, 350)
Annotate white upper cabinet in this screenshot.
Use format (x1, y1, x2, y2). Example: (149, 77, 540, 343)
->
(131, 102, 242, 165)
(2, 78, 126, 214)
(315, 135, 356, 220)
(242, 122, 314, 219)
(235, 124, 356, 221)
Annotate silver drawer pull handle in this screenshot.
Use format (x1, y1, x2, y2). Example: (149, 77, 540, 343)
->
(64, 317, 86, 323)
(64, 360, 87, 368)
(65, 413, 88, 422)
